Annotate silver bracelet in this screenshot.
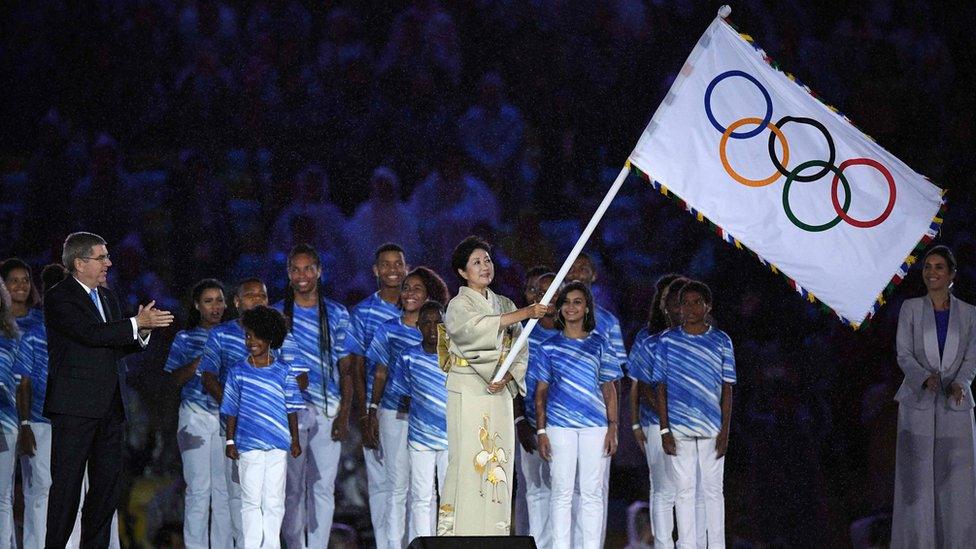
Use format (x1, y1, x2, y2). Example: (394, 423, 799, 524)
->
(19, 420, 30, 427)
(659, 428, 671, 435)
(536, 428, 547, 435)
(631, 423, 641, 431)
(515, 416, 525, 425)
(225, 439, 235, 446)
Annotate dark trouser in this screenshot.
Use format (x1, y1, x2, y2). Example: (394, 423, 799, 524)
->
(45, 392, 124, 549)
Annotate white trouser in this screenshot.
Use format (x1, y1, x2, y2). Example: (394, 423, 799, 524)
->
(21, 423, 52, 549)
(407, 448, 447, 539)
(671, 436, 725, 549)
(518, 445, 552, 549)
(0, 427, 15, 549)
(224, 448, 243, 544)
(548, 426, 608, 549)
(644, 425, 707, 548)
(283, 405, 342, 549)
(178, 407, 233, 549)
(377, 408, 410, 549)
(364, 445, 390, 544)
(239, 449, 287, 549)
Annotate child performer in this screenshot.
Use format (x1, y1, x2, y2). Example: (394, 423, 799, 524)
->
(222, 306, 304, 549)
(536, 282, 622, 549)
(399, 301, 449, 539)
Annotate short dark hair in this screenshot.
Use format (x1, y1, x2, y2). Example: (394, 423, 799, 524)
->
(924, 245, 957, 273)
(235, 277, 266, 294)
(240, 305, 288, 349)
(188, 278, 226, 328)
(419, 300, 445, 319)
(62, 232, 106, 273)
(554, 281, 597, 332)
(525, 265, 552, 281)
(680, 280, 713, 306)
(0, 258, 39, 308)
(375, 243, 405, 262)
(450, 236, 491, 281)
(40, 264, 69, 294)
(403, 266, 450, 306)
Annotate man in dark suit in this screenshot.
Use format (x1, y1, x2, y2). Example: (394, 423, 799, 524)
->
(43, 232, 173, 548)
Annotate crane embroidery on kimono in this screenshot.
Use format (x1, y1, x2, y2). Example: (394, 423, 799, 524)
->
(473, 414, 508, 503)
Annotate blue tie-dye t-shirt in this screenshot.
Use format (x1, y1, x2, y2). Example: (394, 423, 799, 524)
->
(220, 357, 305, 452)
(628, 327, 662, 427)
(524, 323, 560, 425)
(198, 320, 249, 387)
(275, 299, 354, 417)
(15, 308, 43, 333)
(538, 332, 623, 429)
(164, 327, 219, 414)
(366, 317, 421, 412)
(398, 344, 447, 451)
(595, 305, 627, 372)
(13, 324, 48, 423)
(0, 335, 18, 432)
(349, 292, 401, 404)
(652, 327, 736, 438)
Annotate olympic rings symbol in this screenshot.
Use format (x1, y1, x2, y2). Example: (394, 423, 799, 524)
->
(704, 70, 897, 231)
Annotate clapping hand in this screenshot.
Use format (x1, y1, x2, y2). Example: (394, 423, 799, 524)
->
(136, 300, 174, 329)
(949, 382, 965, 405)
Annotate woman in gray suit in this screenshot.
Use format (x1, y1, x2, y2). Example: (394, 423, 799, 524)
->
(891, 245, 976, 548)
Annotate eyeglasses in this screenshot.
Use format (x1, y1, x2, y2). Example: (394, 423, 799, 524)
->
(81, 254, 111, 263)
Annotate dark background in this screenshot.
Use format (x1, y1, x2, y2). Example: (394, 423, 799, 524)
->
(1, 1, 974, 547)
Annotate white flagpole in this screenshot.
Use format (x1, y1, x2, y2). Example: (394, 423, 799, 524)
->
(491, 163, 633, 383)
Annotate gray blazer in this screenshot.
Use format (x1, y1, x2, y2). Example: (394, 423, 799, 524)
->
(896, 295, 976, 410)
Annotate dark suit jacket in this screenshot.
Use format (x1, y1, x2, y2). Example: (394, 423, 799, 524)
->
(43, 277, 142, 419)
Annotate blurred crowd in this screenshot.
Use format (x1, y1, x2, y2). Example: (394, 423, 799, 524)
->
(1, 0, 975, 546)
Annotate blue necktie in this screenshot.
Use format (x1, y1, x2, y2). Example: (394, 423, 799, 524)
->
(90, 289, 105, 322)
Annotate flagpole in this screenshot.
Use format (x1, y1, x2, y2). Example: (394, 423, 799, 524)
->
(491, 163, 633, 383)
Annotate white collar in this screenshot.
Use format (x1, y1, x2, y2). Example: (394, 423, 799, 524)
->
(74, 276, 97, 295)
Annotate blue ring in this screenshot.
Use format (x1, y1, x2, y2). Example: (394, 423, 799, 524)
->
(704, 70, 773, 139)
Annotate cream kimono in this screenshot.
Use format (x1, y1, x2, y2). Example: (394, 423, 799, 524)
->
(436, 285, 528, 536)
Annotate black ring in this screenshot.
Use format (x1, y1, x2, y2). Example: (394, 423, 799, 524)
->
(767, 116, 836, 182)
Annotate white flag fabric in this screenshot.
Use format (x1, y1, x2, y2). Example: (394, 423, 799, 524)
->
(628, 14, 944, 327)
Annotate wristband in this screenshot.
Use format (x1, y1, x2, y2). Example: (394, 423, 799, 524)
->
(225, 440, 235, 446)
(536, 428, 547, 435)
(20, 420, 30, 427)
(515, 416, 525, 425)
(368, 403, 379, 410)
(659, 428, 671, 435)
(631, 423, 641, 431)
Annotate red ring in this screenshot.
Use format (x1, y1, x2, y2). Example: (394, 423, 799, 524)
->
(830, 158, 896, 228)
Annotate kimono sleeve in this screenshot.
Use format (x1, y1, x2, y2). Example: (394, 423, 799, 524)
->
(444, 296, 501, 354)
(220, 370, 242, 417)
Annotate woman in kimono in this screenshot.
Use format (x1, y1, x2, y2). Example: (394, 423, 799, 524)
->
(892, 245, 976, 548)
(436, 236, 549, 536)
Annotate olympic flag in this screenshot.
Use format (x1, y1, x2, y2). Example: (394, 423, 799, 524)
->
(628, 8, 945, 328)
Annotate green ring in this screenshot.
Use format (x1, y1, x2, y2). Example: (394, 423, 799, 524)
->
(782, 160, 851, 232)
